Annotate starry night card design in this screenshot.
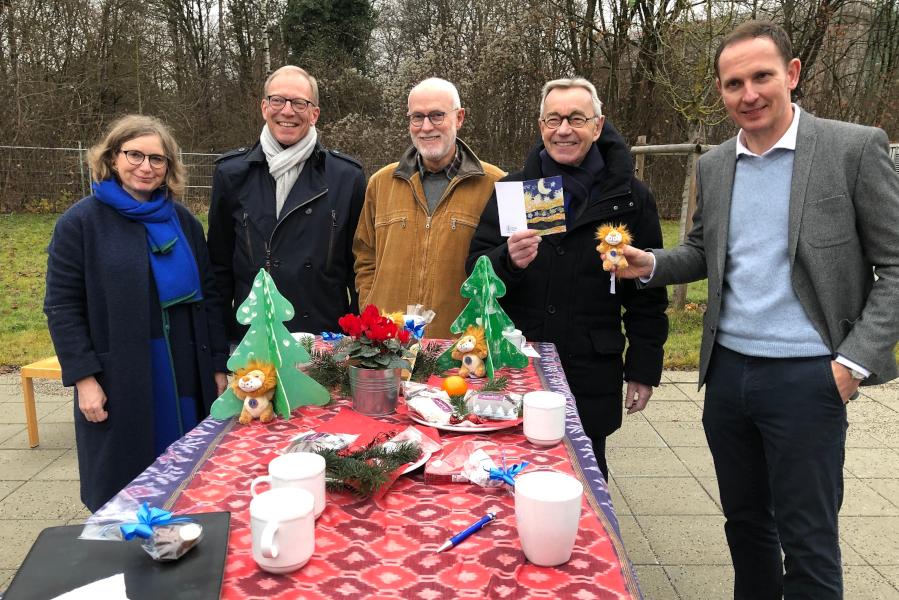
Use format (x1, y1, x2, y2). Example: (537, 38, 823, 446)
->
(495, 175, 566, 236)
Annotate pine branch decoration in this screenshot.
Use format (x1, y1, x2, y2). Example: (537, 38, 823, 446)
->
(315, 442, 421, 497)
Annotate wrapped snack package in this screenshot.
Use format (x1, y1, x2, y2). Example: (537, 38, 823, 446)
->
(406, 391, 454, 425)
(425, 440, 500, 486)
(80, 494, 202, 562)
(284, 431, 359, 454)
(467, 391, 522, 421)
(383, 425, 442, 456)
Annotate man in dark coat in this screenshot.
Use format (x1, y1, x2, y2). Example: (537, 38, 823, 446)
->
(468, 78, 668, 479)
(208, 65, 365, 342)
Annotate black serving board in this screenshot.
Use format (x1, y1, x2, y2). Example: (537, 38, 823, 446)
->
(3, 511, 230, 600)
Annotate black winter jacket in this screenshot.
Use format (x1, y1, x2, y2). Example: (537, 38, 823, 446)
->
(468, 122, 669, 437)
(207, 141, 365, 340)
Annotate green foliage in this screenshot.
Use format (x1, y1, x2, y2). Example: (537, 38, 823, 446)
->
(480, 376, 509, 392)
(281, 0, 376, 72)
(305, 346, 351, 396)
(0, 214, 57, 367)
(410, 341, 444, 382)
(316, 441, 420, 497)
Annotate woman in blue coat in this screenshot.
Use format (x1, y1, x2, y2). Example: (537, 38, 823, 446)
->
(44, 115, 229, 512)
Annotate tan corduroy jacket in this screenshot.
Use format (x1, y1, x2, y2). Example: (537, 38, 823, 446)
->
(353, 140, 505, 338)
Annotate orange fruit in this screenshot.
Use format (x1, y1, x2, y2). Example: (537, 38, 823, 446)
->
(442, 375, 469, 397)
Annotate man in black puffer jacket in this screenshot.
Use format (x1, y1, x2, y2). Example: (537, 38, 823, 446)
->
(468, 77, 669, 479)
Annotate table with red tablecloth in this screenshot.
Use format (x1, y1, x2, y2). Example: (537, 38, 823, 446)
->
(104, 342, 643, 599)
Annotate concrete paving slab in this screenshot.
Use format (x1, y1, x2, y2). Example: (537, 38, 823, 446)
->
(670, 446, 717, 478)
(607, 421, 667, 448)
(33, 449, 79, 481)
(0, 519, 67, 569)
(616, 477, 720, 516)
(0, 482, 23, 504)
(841, 537, 871, 565)
(0, 570, 14, 591)
(607, 447, 692, 478)
(0, 449, 65, 480)
(843, 565, 899, 599)
(864, 387, 899, 403)
(849, 401, 899, 423)
(4, 402, 68, 424)
(0, 422, 75, 450)
(696, 478, 723, 512)
(865, 479, 899, 509)
(607, 476, 631, 516)
(0, 480, 84, 520)
(37, 401, 75, 424)
(847, 426, 891, 448)
(617, 515, 658, 565)
(642, 402, 703, 422)
(844, 448, 899, 478)
(649, 385, 692, 401)
(632, 565, 679, 599)
(0, 426, 24, 445)
(877, 566, 899, 593)
(652, 422, 708, 447)
(841, 517, 899, 565)
(663, 565, 735, 599)
(637, 515, 730, 565)
(842, 479, 899, 516)
(662, 371, 698, 384)
(674, 384, 704, 402)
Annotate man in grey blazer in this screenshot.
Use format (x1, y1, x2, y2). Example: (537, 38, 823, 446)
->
(611, 20, 899, 599)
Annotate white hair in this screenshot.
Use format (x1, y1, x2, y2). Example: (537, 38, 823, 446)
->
(539, 78, 603, 118)
(409, 78, 462, 109)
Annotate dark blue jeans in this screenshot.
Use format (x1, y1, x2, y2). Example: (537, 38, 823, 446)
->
(703, 344, 847, 600)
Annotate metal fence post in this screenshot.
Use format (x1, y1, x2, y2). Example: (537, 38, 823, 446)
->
(77, 141, 87, 198)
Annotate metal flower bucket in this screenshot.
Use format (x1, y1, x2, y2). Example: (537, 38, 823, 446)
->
(348, 366, 401, 416)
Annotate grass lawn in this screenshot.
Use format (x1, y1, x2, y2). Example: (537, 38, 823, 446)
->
(1, 215, 893, 371)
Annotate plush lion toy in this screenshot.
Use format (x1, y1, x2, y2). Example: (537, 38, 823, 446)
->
(232, 360, 278, 425)
(451, 325, 489, 378)
(596, 223, 633, 271)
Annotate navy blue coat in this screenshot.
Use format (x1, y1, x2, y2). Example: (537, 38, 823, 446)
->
(207, 141, 365, 341)
(44, 197, 228, 511)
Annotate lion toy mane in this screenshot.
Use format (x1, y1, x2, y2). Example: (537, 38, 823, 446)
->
(595, 223, 633, 271)
(451, 325, 489, 378)
(232, 360, 277, 425)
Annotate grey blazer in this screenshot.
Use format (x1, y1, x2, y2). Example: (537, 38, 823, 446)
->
(651, 111, 899, 386)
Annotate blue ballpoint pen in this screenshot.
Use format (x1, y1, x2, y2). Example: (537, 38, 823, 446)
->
(436, 512, 496, 552)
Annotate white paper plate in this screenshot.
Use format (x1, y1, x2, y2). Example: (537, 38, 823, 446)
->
(407, 413, 521, 433)
(402, 450, 432, 474)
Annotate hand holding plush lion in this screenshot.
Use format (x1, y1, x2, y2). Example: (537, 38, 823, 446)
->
(232, 361, 277, 425)
(596, 224, 632, 271)
(451, 325, 489, 378)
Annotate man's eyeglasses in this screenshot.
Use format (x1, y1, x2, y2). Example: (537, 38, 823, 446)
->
(407, 109, 459, 127)
(540, 114, 597, 129)
(267, 95, 315, 112)
(120, 150, 168, 169)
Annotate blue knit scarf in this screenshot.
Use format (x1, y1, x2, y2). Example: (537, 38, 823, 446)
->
(92, 180, 202, 307)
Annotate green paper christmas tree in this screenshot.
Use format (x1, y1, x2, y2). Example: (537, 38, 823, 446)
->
(210, 269, 330, 420)
(438, 255, 528, 379)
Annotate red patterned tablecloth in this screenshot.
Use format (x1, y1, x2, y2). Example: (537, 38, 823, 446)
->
(115, 344, 640, 599)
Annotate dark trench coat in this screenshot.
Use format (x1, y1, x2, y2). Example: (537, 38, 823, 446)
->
(44, 197, 228, 511)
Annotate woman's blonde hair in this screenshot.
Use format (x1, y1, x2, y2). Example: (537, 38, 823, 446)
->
(87, 114, 186, 199)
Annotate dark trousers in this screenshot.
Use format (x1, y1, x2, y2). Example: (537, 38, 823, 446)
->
(703, 344, 847, 600)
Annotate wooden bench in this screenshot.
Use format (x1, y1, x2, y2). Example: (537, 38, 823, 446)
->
(20, 356, 62, 448)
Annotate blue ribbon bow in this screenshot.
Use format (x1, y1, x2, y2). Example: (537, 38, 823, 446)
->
(321, 331, 345, 343)
(120, 503, 191, 540)
(404, 319, 425, 340)
(486, 454, 529, 487)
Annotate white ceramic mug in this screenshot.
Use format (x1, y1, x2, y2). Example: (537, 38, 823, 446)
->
(515, 470, 583, 566)
(251, 452, 326, 518)
(250, 487, 315, 574)
(523, 391, 566, 447)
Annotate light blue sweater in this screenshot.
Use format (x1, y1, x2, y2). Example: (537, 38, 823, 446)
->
(716, 148, 831, 358)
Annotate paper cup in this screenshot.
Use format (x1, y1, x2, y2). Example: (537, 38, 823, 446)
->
(515, 470, 583, 566)
(523, 391, 566, 447)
